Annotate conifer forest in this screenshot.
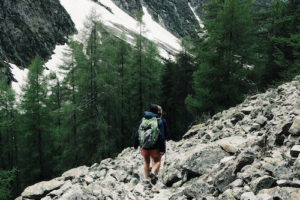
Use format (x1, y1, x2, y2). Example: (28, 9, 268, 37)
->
(0, 0, 299, 199)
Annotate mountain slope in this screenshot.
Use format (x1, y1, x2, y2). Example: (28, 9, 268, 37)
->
(17, 76, 300, 199)
(111, 0, 199, 38)
(0, 0, 76, 83)
(10, 0, 186, 95)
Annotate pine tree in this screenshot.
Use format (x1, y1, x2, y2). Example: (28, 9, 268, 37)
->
(265, 0, 300, 85)
(0, 168, 16, 200)
(115, 35, 131, 149)
(19, 55, 53, 185)
(161, 38, 196, 140)
(57, 41, 85, 170)
(186, 0, 262, 115)
(0, 79, 20, 196)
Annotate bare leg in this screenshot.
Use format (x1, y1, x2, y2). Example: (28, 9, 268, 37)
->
(152, 156, 161, 176)
(150, 157, 154, 171)
(144, 155, 151, 179)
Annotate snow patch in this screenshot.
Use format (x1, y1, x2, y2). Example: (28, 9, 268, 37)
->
(10, 63, 28, 96)
(44, 44, 68, 81)
(188, 3, 204, 28)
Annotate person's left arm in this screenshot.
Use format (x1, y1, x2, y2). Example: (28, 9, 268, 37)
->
(158, 119, 166, 153)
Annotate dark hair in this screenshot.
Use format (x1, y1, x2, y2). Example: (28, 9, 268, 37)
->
(150, 104, 158, 114)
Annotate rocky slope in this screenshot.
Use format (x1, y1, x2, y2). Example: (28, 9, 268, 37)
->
(16, 76, 300, 200)
(0, 0, 75, 83)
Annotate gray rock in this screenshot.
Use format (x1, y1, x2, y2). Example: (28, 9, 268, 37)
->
(62, 166, 89, 180)
(162, 166, 182, 187)
(231, 112, 245, 124)
(234, 151, 256, 174)
(219, 189, 236, 200)
(255, 116, 268, 127)
(183, 179, 213, 199)
(60, 185, 96, 200)
(112, 170, 128, 182)
(259, 186, 300, 200)
(250, 123, 261, 132)
(84, 176, 94, 184)
(47, 180, 72, 198)
(183, 124, 204, 139)
(241, 192, 257, 200)
(261, 162, 275, 175)
(256, 193, 273, 200)
(214, 163, 236, 192)
(220, 144, 239, 154)
(293, 155, 300, 180)
(232, 187, 244, 200)
(250, 175, 276, 194)
(241, 106, 255, 115)
(22, 179, 64, 199)
(273, 162, 293, 180)
(229, 179, 244, 188)
(181, 146, 229, 183)
(238, 166, 267, 185)
(290, 145, 300, 157)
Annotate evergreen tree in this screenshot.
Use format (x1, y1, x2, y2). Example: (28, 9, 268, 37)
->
(265, 0, 300, 85)
(19, 55, 53, 186)
(115, 35, 131, 149)
(57, 41, 86, 170)
(0, 169, 16, 200)
(0, 79, 20, 196)
(186, 0, 262, 116)
(161, 39, 196, 140)
(0, 79, 17, 170)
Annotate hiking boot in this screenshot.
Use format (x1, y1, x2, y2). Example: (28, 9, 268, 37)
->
(143, 179, 152, 190)
(148, 172, 158, 185)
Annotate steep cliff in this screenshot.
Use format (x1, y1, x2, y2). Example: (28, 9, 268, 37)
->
(17, 76, 300, 199)
(0, 0, 76, 83)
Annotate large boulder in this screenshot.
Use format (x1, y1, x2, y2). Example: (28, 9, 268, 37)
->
(62, 166, 89, 180)
(259, 186, 300, 200)
(22, 179, 64, 199)
(183, 179, 214, 199)
(250, 176, 276, 194)
(180, 145, 229, 181)
(233, 150, 256, 174)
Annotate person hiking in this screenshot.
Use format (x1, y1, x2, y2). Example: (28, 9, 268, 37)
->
(134, 104, 166, 189)
(149, 105, 169, 173)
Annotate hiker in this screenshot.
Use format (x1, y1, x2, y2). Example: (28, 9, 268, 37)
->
(134, 104, 166, 188)
(149, 105, 169, 172)
(157, 105, 169, 139)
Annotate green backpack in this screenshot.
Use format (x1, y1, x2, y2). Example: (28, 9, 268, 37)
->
(138, 117, 160, 148)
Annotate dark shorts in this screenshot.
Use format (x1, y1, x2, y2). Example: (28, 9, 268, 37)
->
(141, 149, 160, 158)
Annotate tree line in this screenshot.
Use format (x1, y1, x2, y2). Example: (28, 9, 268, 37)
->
(0, 0, 299, 199)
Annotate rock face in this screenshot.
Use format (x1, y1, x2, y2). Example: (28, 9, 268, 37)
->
(16, 76, 300, 199)
(0, 0, 76, 83)
(111, 0, 199, 39)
